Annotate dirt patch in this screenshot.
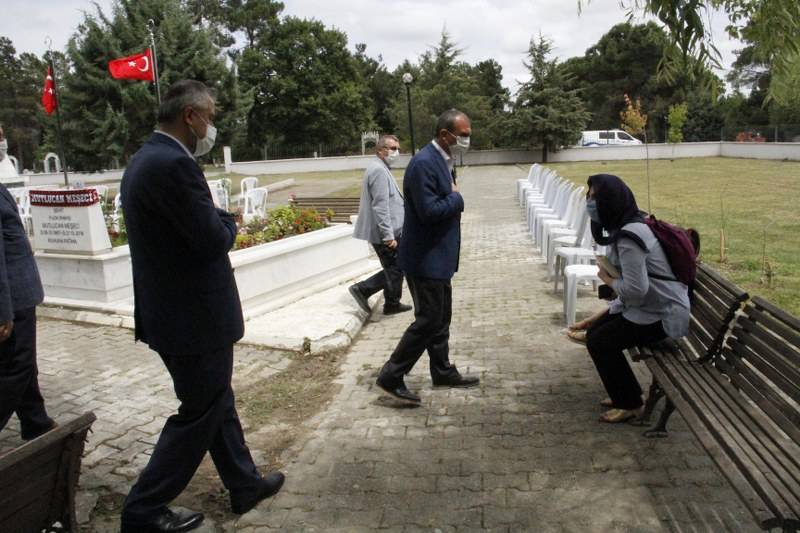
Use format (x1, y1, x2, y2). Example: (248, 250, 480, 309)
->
(83, 349, 344, 531)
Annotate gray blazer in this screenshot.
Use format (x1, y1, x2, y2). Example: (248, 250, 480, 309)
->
(0, 184, 44, 322)
(353, 157, 404, 244)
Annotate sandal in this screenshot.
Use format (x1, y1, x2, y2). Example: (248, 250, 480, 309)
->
(599, 397, 613, 407)
(599, 408, 642, 423)
(565, 329, 587, 344)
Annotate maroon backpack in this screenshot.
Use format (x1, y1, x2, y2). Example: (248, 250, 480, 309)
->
(642, 215, 700, 285)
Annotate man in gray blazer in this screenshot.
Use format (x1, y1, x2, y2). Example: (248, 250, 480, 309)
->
(0, 126, 55, 439)
(349, 134, 412, 315)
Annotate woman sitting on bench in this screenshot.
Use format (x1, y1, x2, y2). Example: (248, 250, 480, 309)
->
(577, 174, 690, 423)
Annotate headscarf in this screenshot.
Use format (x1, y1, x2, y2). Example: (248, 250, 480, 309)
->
(587, 174, 644, 246)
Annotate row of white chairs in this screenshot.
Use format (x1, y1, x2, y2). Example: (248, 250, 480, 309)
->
(207, 177, 268, 222)
(517, 164, 604, 325)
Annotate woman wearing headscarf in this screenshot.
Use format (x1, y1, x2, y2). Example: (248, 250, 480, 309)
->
(582, 174, 690, 423)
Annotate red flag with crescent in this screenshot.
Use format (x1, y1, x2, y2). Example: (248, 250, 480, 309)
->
(108, 48, 155, 82)
(41, 67, 57, 115)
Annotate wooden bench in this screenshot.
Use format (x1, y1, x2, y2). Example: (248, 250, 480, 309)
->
(290, 196, 361, 223)
(0, 412, 96, 533)
(631, 264, 800, 531)
(631, 262, 749, 436)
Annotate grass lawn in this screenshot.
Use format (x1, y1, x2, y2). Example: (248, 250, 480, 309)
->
(549, 157, 800, 316)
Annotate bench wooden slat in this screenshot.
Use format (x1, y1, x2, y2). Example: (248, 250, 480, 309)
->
(662, 355, 800, 521)
(0, 444, 62, 490)
(742, 304, 800, 365)
(717, 347, 800, 448)
(0, 412, 95, 533)
(645, 359, 781, 530)
(667, 356, 800, 513)
(0, 468, 59, 518)
(731, 324, 800, 404)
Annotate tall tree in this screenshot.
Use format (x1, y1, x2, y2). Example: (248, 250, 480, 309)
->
(0, 38, 46, 171)
(354, 43, 400, 135)
(388, 30, 501, 150)
(56, 0, 234, 170)
(579, 0, 800, 104)
(237, 16, 373, 159)
(511, 36, 590, 161)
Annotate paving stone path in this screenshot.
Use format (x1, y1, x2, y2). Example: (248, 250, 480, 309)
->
(0, 165, 758, 532)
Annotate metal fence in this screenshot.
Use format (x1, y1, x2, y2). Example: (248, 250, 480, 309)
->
(720, 125, 800, 143)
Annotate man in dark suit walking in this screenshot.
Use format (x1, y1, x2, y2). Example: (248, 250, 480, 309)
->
(120, 80, 284, 533)
(375, 109, 480, 405)
(0, 124, 56, 441)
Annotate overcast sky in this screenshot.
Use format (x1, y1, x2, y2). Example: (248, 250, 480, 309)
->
(1, 0, 742, 92)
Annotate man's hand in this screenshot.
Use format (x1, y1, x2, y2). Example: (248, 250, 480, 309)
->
(452, 181, 459, 193)
(597, 266, 615, 286)
(384, 239, 398, 249)
(0, 320, 14, 342)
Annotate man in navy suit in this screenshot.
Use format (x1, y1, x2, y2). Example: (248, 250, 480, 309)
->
(0, 124, 56, 441)
(375, 109, 480, 405)
(120, 80, 284, 533)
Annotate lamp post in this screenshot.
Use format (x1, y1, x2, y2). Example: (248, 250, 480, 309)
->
(402, 72, 416, 155)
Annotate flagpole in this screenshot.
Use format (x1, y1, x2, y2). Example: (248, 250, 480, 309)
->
(147, 19, 162, 106)
(45, 37, 69, 188)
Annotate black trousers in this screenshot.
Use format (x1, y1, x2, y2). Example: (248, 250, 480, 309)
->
(585, 312, 666, 409)
(0, 307, 53, 437)
(355, 241, 404, 307)
(123, 345, 262, 518)
(379, 276, 460, 384)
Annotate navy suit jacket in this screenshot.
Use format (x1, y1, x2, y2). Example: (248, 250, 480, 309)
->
(0, 184, 43, 322)
(398, 142, 464, 280)
(121, 133, 243, 355)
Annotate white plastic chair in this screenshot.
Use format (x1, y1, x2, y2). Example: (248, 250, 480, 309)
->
(533, 185, 583, 247)
(13, 188, 33, 236)
(563, 264, 601, 326)
(109, 192, 123, 232)
(540, 192, 586, 265)
(527, 178, 569, 236)
(517, 164, 543, 206)
(523, 169, 556, 210)
(242, 187, 268, 223)
(553, 217, 598, 291)
(239, 177, 258, 208)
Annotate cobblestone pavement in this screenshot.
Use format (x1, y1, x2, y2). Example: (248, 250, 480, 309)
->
(1, 165, 758, 532)
(244, 165, 757, 532)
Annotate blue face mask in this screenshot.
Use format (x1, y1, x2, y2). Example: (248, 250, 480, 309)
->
(586, 199, 601, 224)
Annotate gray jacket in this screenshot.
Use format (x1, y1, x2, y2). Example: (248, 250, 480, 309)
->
(353, 157, 404, 243)
(608, 221, 690, 339)
(0, 184, 44, 322)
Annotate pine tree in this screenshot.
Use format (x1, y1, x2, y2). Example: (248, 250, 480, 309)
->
(56, 0, 235, 170)
(511, 35, 590, 162)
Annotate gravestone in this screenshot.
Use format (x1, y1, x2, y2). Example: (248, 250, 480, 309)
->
(29, 188, 111, 255)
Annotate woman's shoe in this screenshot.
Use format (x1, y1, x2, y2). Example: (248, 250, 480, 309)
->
(599, 407, 642, 423)
(599, 397, 613, 408)
(565, 329, 587, 344)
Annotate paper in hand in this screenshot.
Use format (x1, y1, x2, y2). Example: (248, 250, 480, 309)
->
(595, 255, 621, 279)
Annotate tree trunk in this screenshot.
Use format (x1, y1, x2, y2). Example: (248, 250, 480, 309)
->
(541, 143, 548, 163)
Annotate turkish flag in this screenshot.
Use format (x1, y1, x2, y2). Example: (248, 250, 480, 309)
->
(108, 49, 155, 82)
(41, 67, 57, 115)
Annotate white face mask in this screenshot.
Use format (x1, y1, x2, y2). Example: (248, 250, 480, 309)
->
(446, 130, 470, 153)
(190, 113, 217, 157)
(0, 139, 7, 160)
(384, 148, 399, 166)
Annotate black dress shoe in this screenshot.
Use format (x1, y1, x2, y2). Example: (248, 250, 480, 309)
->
(120, 508, 203, 533)
(432, 373, 480, 388)
(348, 284, 371, 313)
(21, 419, 57, 441)
(383, 302, 412, 315)
(231, 472, 286, 514)
(376, 376, 421, 405)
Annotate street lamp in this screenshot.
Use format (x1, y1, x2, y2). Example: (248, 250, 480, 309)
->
(402, 72, 416, 155)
